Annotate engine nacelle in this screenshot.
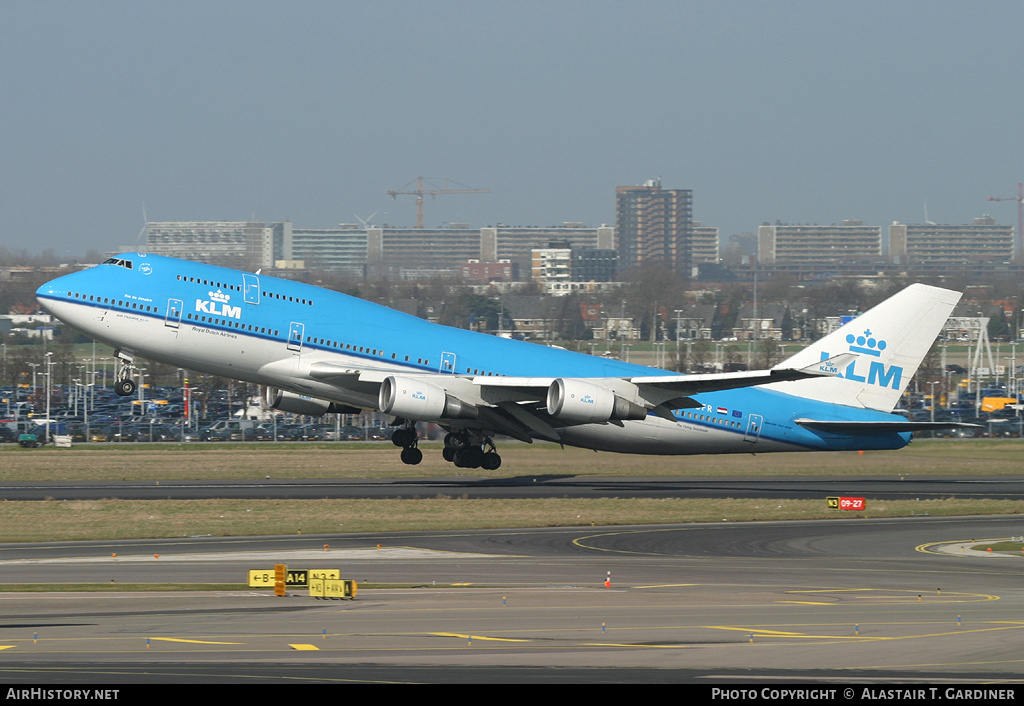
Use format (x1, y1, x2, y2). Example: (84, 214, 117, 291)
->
(546, 378, 647, 424)
(379, 376, 478, 420)
(269, 389, 360, 416)
(270, 389, 332, 416)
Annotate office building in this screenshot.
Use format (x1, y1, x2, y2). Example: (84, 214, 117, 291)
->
(689, 222, 720, 267)
(757, 220, 883, 269)
(616, 179, 694, 274)
(273, 222, 368, 277)
(146, 221, 272, 271)
(889, 216, 1014, 268)
(461, 260, 519, 284)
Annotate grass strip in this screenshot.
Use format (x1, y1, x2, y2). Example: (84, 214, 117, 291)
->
(1, 497, 1021, 543)
(3, 439, 1024, 481)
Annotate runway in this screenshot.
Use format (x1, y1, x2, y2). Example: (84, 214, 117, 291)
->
(4, 475, 1024, 501)
(1, 515, 1023, 684)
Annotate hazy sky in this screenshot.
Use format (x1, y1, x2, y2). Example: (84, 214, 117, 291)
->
(3, 1, 1023, 258)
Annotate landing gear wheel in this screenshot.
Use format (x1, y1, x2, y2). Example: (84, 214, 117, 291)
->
(392, 428, 416, 447)
(115, 379, 136, 397)
(442, 446, 456, 462)
(481, 451, 502, 470)
(453, 447, 484, 469)
(444, 432, 468, 450)
(400, 446, 423, 465)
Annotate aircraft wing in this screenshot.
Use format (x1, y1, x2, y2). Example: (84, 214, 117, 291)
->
(261, 354, 855, 439)
(625, 353, 857, 397)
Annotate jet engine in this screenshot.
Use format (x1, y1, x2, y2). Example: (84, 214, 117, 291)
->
(546, 378, 647, 424)
(269, 389, 359, 416)
(378, 376, 478, 420)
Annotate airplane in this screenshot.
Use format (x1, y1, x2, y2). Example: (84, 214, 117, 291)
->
(36, 252, 968, 469)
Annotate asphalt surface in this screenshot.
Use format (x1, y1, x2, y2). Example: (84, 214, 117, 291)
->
(1, 516, 1023, 686)
(4, 475, 1024, 501)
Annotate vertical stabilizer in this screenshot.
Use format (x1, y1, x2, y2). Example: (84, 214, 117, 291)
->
(769, 284, 961, 411)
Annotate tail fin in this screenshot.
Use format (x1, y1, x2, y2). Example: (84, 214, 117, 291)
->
(770, 283, 961, 411)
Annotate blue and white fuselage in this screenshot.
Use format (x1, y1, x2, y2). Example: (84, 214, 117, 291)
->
(36, 253, 963, 467)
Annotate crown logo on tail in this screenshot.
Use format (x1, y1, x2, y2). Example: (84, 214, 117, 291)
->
(846, 330, 886, 357)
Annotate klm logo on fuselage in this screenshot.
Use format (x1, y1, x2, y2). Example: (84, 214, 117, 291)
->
(196, 289, 241, 319)
(821, 329, 903, 389)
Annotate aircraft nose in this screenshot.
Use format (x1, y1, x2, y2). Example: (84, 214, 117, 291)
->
(36, 280, 59, 312)
(36, 272, 74, 314)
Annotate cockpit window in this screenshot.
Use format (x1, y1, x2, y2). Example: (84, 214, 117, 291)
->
(102, 258, 133, 269)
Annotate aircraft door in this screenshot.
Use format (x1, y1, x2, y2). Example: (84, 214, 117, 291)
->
(439, 351, 457, 374)
(242, 274, 260, 304)
(287, 322, 305, 352)
(165, 298, 183, 329)
(743, 414, 764, 443)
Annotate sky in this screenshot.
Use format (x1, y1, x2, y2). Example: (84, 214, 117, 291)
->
(3, 1, 1024, 259)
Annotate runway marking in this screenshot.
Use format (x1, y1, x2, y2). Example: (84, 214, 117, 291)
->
(707, 627, 812, 636)
(634, 584, 699, 589)
(289, 644, 319, 651)
(0, 646, 15, 651)
(148, 637, 243, 645)
(431, 633, 530, 642)
(707, 626, 885, 640)
(778, 601, 834, 605)
(0, 546, 504, 564)
(916, 537, 1019, 556)
(580, 642, 696, 649)
(705, 621, 1024, 642)
(570, 528, 687, 556)
(786, 588, 999, 603)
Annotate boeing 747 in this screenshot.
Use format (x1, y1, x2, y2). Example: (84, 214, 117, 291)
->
(37, 253, 964, 468)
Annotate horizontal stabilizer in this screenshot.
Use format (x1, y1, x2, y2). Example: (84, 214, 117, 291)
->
(794, 418, 984, 435)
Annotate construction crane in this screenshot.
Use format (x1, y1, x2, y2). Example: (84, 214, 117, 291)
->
(387, 177, 491, 228)
(986, 183, 1023, 263)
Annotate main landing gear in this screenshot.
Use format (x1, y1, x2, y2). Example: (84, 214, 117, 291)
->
(390, 423, 502, 469)
(391, 424, 423, 465)
(113, 351, 137, 397)
(442, 431, 502, 470)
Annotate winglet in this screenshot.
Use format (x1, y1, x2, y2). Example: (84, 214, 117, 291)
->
(795, 352, 857, 377)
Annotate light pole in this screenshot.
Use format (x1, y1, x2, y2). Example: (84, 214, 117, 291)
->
(927, 380, 941, 423)
(654, 341, 665, 369)
(27, 362, 38, 421)
(44, 352, 53, 444)
(137, 368, 146, 417)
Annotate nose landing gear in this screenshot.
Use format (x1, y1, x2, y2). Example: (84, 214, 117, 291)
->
(113, 350, 137, 397)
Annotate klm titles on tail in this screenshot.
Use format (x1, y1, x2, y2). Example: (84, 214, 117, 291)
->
(819, 331, 902, 390)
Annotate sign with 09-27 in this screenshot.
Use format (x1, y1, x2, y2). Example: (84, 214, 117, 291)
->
(826, 496, 866, 511)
